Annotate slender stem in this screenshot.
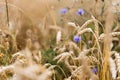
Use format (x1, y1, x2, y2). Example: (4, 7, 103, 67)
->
(5, 0, 9, 27)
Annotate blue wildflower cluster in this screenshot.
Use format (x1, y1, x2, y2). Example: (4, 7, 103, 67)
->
(91, 68, 98, 74)
(76, 9, 84, 15)
(60, 8, 68, 14)
(59, 8, 84, 43)
(60, 8, 84, 15)
(73, 35, 81, 43)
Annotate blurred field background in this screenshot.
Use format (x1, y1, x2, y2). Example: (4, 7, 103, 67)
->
(0, 0, 120, 80)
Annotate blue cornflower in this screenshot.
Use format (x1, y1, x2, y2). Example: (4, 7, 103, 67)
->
(91, 68, 98, 74)
(76, 8, 84, 15)
(73, 35, 81, 43)
(60, 8, 68, 14)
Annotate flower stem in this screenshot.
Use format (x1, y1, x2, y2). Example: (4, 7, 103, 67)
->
(5, 0, 9, 27)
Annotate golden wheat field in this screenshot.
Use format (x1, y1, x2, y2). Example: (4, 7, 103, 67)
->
(0, 0, 120, 80)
